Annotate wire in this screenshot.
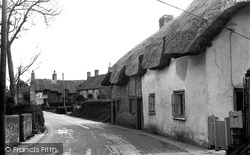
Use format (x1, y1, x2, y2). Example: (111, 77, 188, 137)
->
(156, 0, 250, 41)
(224, 27, 250, 40)
(156, 0, 206, 22)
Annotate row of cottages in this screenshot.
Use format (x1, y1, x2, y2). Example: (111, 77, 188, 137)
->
(102, 0, 250, 147)
(78, 70, 111, 100)
(30, 71, 83, 104)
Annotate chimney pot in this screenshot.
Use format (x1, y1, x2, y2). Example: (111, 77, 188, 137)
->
(95, 70, 99, 76)
(159, 15, 173, 29)
(52, 70, 57, 80)
(31, 70, 35, 80)
(87, 72, 91, 79)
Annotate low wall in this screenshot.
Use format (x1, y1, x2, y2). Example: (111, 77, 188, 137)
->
(20, 113, 32, 142)
(5, 115, 20, 147)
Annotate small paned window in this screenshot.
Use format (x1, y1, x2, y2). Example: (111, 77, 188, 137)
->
(148, 93, 155, 115)
(129, 98, 136, 114)
(172, 90, 185, 120)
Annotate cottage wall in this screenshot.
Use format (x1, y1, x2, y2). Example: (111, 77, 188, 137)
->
(141, 6, 250, 146)
(48, 91, 61, 102)
(99, 87, 112, 99)
(112, 76, 142, 128)
(79, 90, 87, 99)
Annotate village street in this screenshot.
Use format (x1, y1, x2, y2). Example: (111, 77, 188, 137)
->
(40, 112, 187, 155)
(10, 112, 225, 155)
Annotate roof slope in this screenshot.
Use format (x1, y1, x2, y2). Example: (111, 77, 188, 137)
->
(32, 79, 83, 94)
(78, 74, 106, 90)
(104, 0, 250, 86)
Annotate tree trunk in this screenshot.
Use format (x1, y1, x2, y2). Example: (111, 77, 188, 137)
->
(7, 44, 17, 105)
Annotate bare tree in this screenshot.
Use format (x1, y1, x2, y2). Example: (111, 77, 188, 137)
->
(16, 52, 41, 104)
(15, 52, 41, 84)
(0, 0, 60, 104)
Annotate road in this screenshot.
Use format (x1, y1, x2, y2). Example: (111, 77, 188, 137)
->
(10, 112, 226, 155)
(39, 112, 189, 155)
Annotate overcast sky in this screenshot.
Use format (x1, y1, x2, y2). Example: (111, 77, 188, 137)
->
(11, 0, 193, 82)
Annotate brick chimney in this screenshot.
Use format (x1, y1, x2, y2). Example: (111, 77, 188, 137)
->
(159, 15, 173, 29)
(52, 70, 57, 80)
(95, 70, 99, 76)
(87, 72, 91, 79)
(31, 70, 35, 80)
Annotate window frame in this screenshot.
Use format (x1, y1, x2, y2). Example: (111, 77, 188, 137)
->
(172, 90, 186, 120)
(148, 93, 156, 115)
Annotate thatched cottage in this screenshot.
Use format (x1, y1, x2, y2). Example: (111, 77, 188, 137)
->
(78, 70, 111, 100)
(102, 0, 250, 147)
(30, 71, 83, 104)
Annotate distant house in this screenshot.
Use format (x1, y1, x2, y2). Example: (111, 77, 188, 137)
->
(102, 0, 250, 147)
(78, 70, 111, 100)
(30, 71, 83, 105)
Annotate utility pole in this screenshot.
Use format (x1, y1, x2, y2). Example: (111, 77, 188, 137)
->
(62, 73, 66, 112)
(0, 0, 8, 154)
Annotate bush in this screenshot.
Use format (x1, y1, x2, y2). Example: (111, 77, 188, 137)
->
(76, 95, 86, 102)
(48, 102, 74, 107)
(6, 102, 45, 134)
(87, 94, 93, 99)
(70, 100, 111, 122)
(56, 107, 67, 114)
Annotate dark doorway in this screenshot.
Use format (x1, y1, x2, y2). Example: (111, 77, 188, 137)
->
(136, 98, 143, 129)
(234, 88, 243, 111)
(112, 101, 116, 124)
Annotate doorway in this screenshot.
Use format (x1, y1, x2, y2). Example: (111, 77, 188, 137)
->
(234, 88, 243, 111)
(112, 101, 116, 124)
(136, 98, 143, 129)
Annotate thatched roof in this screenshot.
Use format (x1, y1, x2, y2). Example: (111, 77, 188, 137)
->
(32, 79, 83, 94)
(78, 74, 107, 91)
(102, 0, 250, 86)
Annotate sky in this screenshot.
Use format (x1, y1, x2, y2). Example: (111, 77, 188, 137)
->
(11, 0, 193, 82)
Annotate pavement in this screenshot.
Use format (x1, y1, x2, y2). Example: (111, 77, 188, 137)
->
(112, 125, 226, 155)
(6, 113, 227, 155)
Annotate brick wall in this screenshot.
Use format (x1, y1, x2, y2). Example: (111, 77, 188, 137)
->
(112, 76, 142, 129)
(20, 113, 32, 142)
(5, 115, 20, 147)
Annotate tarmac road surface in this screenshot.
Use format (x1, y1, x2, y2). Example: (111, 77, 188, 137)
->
(9, 112, 226, 155)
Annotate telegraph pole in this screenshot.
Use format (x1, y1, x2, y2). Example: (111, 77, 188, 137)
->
(0, 0, 8, 154)
(62, 73, 66, 111)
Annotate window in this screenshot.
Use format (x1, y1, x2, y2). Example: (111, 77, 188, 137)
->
(172, 90, 185, 120)
(43, 90, 47, 95)
(116, 100, 121, 113)
(129, 98, 136, 114)
(148, 93, 155, 115)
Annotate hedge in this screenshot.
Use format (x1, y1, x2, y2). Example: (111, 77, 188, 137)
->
(48, 102, 75, 107)
(70, 100, 111, 122)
